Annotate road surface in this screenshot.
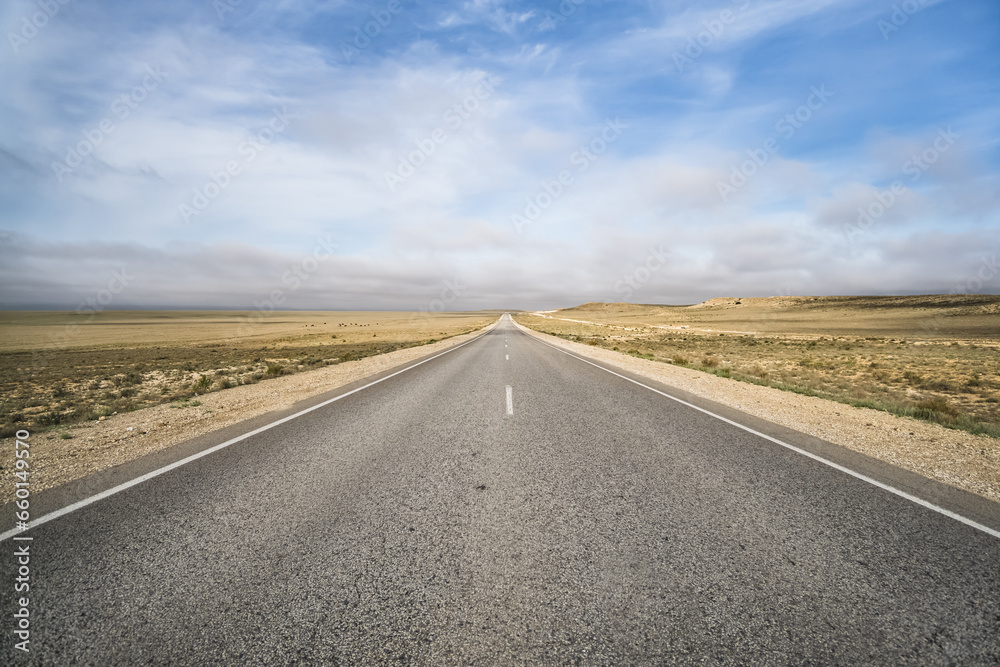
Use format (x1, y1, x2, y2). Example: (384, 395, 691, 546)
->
(4, 314, 1000, 664)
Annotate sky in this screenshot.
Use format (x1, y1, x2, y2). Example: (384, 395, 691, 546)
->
(1, 0, 998, 311)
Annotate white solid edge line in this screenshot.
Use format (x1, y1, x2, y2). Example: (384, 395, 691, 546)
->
(513, 320, 1000, 540)
(506, 385, 514, 415)
(0, 319, 503, 543)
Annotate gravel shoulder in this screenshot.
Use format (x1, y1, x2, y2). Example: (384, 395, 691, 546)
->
(0, 326, 492, 505)
(516, 322, 1000, 503)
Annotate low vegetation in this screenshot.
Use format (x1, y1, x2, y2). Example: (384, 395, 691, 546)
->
(517, 296, 1000, 439)
(0, 310, 495, 438)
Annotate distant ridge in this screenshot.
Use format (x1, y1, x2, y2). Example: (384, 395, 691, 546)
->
(556, 295, 1000, 316)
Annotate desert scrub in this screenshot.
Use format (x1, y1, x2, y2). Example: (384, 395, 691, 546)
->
(914, 397, 959, 422)
(515, 310, 1000, 439)
(0, 310, 492, 437)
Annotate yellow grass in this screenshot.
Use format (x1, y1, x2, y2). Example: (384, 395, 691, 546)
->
(0, 310, 497, 437)
(517, 295, 1000, 437)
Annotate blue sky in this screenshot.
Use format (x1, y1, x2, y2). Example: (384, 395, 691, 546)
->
(1, 0, 998, 310)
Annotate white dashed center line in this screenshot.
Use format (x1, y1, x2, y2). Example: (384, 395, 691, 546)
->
(505, 385, 513, 415)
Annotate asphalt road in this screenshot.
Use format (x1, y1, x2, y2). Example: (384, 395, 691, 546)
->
(4, 314, 1000, 665)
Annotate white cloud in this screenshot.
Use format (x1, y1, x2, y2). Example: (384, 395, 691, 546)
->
(1, 0, 998, 309)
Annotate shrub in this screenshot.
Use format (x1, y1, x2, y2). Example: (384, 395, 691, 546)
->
(921, 380, 954, 392)
(34, 411, 62, 426)
(915, 396, 958, 416)
(913, 397, 960, 424)
(86, 406, 113, 420)
(702, 356, 719, 368)
(265, 363, 283, 376)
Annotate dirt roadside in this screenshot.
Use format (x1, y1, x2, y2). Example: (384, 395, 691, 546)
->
(515, 322, 1000, 503)
(0, 324, 494, 505)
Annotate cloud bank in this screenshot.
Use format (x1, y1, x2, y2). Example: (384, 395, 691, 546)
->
(1, 0, 998, 309)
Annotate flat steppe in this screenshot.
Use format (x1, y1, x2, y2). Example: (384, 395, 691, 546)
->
(518, 295, 1000, 438)
(2, 297, 998, 506)
(0, 310, 496, 439)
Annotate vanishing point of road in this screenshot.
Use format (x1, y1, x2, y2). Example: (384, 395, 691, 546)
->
(3, 315, 999, 664)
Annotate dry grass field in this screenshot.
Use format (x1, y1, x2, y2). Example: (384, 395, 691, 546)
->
(516, 295, 1000, 438)
(0, 310, 497, 438)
